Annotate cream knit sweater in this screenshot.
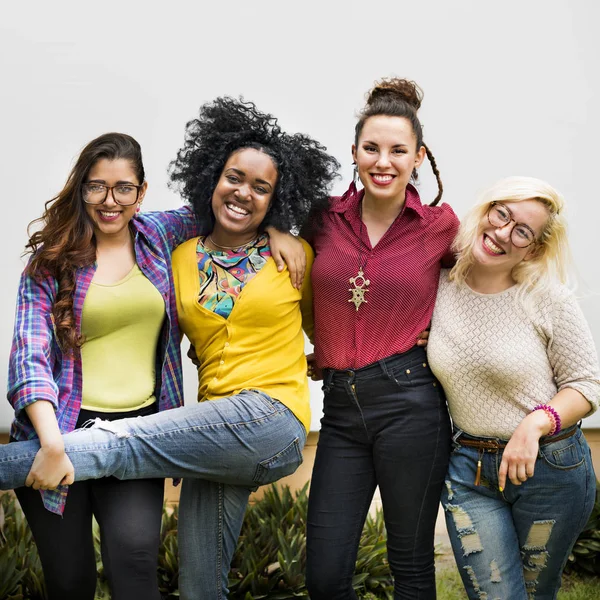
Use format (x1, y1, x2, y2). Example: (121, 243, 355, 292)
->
(428, 270, 600, 439)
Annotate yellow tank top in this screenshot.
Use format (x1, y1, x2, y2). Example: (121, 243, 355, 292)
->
(80, 264, 165, 412)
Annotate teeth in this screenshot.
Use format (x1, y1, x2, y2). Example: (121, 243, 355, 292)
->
(372, 174, 393, 182)
(226, 203, 249, 215)
(484, 235, 504, 254)
(100, 211, 119, 217)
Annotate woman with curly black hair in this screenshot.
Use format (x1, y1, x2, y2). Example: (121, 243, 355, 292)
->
(0, 97, 339, 599)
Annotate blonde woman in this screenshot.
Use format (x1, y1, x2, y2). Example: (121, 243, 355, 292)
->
(428, 177, 599, 599)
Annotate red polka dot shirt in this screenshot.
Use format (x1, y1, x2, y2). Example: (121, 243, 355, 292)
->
(310, 182, 459, 370)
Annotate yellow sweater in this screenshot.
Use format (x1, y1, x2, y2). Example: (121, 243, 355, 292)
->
(172, 237, 314, 431)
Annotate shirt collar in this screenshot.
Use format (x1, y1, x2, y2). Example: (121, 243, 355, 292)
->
(331, 181, 425, 220)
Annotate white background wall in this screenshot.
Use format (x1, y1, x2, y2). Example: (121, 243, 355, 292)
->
(1, 0, 598, 431)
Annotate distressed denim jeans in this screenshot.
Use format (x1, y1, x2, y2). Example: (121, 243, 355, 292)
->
(0, 390, 306, 600)
(442, 427, 596, 600)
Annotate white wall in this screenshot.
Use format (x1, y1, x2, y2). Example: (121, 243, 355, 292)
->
(1, 0, 598, 431)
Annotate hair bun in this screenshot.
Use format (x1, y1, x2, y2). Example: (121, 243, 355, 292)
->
(366, 78, 423, 111)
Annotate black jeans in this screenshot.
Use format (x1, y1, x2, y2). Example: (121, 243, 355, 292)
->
(14, 404, 164, 600)
(306, 346, 451, 600)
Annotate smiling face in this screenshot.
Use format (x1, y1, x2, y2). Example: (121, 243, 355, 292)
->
(210, 148, 278, 245)
(472, 199, 550, 276)
(352, 115, 426, 207)
(84, 158, 147, 241)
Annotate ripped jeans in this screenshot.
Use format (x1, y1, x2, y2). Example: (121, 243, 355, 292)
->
(442, 427, 595, 600)
(0, 390, 306, 600)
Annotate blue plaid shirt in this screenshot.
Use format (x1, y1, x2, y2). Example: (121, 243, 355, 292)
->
(7, 206, 199, 514)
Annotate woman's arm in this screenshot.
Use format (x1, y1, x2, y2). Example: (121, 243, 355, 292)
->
(140, 206, 200, 250)
(143, 208, 307, 288)
(498, 290, 600, 489)
(8, 268, 75, 489)
(267, 228, 307, 290)
(498, 388, 592, 490)
(8, 269, 60, 415)
(24, 401, 74, 490)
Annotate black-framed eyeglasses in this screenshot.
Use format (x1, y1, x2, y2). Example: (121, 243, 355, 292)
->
(487, 202, 537, 248)
(82, 182, 143, 206)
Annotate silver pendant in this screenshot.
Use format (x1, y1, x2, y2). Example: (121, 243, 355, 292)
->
(348, 267, 370, 311)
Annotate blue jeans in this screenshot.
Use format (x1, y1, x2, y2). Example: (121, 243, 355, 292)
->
(306, 346, 451, 600)
(442, 428, 596, 600)
(0, 390, 306, 600)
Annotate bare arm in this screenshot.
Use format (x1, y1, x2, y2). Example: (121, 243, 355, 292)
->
(498, 389, 591, 490)
(24, 400, 74, 490)
(267, 228, 307, 290)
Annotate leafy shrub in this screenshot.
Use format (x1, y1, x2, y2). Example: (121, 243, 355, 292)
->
(0, 485, 393, 599)
(3, 481, 598, 599)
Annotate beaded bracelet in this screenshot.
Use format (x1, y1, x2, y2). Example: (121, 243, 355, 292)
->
(532, 404, 562, 436)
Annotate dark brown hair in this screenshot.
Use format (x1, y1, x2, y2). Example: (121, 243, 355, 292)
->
(26, 132, 145, 352)
(355, 78, 443, 206)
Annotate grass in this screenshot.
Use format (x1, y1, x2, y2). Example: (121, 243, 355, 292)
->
(435, 561, 600, 599)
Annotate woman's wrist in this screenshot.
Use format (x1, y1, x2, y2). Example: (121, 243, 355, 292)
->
(39, 437, 65, 453)
(525, 408, 554, 437)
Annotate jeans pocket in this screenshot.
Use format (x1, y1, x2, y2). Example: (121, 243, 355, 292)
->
(253, 437, 304, 486)
(539, 435, 586, 471)
(389, 360, 437, 389)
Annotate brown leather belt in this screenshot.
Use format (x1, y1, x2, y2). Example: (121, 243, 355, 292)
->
(456, 427, 578, 486)
(456, 426, 578, 453)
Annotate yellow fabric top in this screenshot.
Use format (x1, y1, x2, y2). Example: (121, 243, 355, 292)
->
(172, 237, 314, 431)
(80, 264, 165, 412)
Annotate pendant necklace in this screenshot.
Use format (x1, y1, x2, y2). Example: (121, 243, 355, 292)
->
(348, 202, 370, 311)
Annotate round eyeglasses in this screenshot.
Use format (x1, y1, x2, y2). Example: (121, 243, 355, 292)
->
(487, 202, 537, 248)
(82, 183, 142, 206)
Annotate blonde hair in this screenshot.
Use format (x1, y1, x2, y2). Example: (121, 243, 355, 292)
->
(450, 176, 571, 308)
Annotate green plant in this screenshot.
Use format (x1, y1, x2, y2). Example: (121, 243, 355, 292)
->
(2, 482, 598, 600)
(157, 504, 180, 599)
(227, 483, 394, 599)
(0, 492, 47, 600)
(567, 480, 600, 576)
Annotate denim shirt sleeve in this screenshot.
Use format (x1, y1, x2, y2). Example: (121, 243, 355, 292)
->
(142, 206, 201, 251)
(7, 267, 60, 417)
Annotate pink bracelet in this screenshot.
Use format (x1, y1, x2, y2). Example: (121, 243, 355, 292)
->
(532, 404, 562, 436)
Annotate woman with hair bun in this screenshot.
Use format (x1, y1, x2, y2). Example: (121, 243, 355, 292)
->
(304, 78, 459, 599)
(1, 97, 339, 599)
(428, 176, 599, 599)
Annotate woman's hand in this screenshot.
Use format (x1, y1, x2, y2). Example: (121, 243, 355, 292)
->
(498, 410, 550, 490)
(306, 353, 323, 381)
(26, 444, 75, 490)
(266, 228, 307, 289)
(416, 328, 430, 348)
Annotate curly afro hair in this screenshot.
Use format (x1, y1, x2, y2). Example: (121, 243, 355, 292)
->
(168, 97, 340, 234)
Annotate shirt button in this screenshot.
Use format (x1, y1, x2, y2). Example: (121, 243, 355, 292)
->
(224, 342, 230, 347)
(220, 360, 225, 365)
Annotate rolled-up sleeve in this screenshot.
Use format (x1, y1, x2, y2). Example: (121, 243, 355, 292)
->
(7, 269, 59, 416)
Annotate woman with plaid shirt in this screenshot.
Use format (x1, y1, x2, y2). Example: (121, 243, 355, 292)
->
(7, 132, 302, 600)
